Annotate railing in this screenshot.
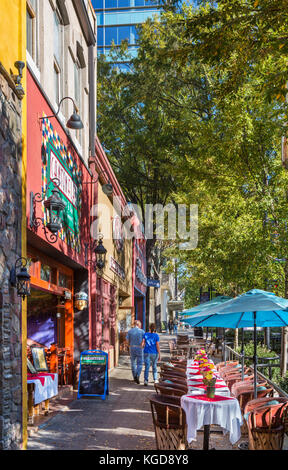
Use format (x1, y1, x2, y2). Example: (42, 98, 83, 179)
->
(223, 343, 288, 398)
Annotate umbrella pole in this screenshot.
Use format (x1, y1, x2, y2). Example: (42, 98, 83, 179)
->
(253, 312, 257, 399)
(224, 329, 226, 365)
(241, 328, 245, 381)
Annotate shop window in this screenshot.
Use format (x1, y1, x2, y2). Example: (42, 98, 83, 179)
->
(58, 271, 69, 288)
(40, 264, 51, 283)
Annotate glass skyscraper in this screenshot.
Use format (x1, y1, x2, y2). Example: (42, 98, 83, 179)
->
(92, 0, 161, 67)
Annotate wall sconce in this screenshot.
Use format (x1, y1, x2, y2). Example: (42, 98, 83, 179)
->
(39, 96, 84, 130)
(9, 257, 31, 300)
(83, 169, 113, 196)
(119, 296, 124, 307)
(75, 292, 88, 311)
(30, 178, 67, 244)
(11, 61, 25, 97)
(85, 234, 107, 272)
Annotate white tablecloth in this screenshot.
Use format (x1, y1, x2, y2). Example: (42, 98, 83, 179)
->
(182, 359, 242, 444)
(181, 394, 242, 444)
(27, 374, 58, 405)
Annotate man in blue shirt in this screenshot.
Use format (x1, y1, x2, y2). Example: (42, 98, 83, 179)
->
(126, 320, 145, 384)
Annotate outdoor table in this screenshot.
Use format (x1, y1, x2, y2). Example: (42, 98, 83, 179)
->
(182, 359, 242, 449)
(27, 373, 58, 424)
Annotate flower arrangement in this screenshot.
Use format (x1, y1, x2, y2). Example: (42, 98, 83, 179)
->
(194, 353, 217, 397)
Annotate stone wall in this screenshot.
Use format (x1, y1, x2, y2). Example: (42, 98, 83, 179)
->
(0, 69, 23, 449)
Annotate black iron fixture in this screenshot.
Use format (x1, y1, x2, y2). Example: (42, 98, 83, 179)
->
(30, 178, 67, 244)
(39, 96, 84, 130)
(9, 257, 31, 300)
(82, 169, 113, 196)
(85, 235, 107, 272)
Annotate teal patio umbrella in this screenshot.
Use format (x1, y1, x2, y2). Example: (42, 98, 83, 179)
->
(180, 295, 232, 318)
(184, 289, 288, 398)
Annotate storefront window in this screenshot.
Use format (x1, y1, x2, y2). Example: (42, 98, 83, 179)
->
(40, 264, 52, 282)
(58, 271, 69, 288)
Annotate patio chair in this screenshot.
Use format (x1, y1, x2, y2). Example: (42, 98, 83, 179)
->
(155, 383, 187, 397)
(159, 379, 188, 392)
(150, 394, 189, 450)
(216, 360, 239, 371)
(159, 373, 187, 386)
(246, 399, 288, 450)
(237, 385, 273, 414)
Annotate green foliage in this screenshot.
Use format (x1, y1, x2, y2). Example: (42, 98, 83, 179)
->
(97, 2, 288, 303)
(236, 341, 279, 381)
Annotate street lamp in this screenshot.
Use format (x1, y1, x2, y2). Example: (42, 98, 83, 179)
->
(85, 235, 107, 272)
(39, 97, 84, 130)
(30, 178, 67, 244)
(82, 169, 113, 196)
(9, 257, 31, 300)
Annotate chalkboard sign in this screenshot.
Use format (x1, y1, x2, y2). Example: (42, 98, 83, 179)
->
(77, 350, 109, 400)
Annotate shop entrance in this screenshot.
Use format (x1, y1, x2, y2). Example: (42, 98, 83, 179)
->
(27, 247, 74, 385)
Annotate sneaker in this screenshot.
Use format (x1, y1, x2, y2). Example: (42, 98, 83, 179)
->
(154, 379, 159, 384)
(135, 376, 140, 384)
(144, 380, 148, 386)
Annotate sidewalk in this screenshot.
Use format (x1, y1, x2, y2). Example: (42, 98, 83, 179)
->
(27, 333, 240, 450)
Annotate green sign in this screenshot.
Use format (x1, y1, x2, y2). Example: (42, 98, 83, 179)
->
(42, 118, 82, 252)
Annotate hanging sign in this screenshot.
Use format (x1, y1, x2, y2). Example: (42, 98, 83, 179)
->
(77, 350, 109, 400)
(147, 278, 160, 288)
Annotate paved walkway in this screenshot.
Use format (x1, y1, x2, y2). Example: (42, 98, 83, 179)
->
(27, 333, 241, 450)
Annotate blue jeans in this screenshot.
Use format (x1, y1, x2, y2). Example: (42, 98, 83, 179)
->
(144, 353, 159, 382)
(130, 347, 144, 378)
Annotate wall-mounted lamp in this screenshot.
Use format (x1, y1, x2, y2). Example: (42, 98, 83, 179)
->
(119, 296, 124, 307)
(11, 61, 26, 97)
(30, 178, 67, 244)
(9, 257, 31, 300)
(39, 97, 84, 130)
(75, 292, 88, 311)
(85, 234, 107, 272)
(83, 169, 113, 196)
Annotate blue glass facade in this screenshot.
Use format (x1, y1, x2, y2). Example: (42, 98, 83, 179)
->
(92, 0, 161, 66)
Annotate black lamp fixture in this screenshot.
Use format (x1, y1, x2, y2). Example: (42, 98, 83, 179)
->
(85, 234, 107, 272)
(10, 258, 31, 300)
(30, 177, 67, 244)
(39, 97, 84, 130)
(82, 169, 113, 196)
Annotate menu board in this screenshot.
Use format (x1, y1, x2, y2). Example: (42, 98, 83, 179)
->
(77, 350, 109, 400)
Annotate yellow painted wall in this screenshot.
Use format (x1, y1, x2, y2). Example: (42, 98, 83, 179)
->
(0, 0, 27, 450)
(0, 1, 25, 76)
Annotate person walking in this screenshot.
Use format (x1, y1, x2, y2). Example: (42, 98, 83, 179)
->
(168, 319, 173, 335)
(142, 323, 161, 386)
(173, 318, 178, 335)
(126, 320, 145, 384)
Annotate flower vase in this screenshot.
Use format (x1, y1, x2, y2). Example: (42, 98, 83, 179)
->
(206, 384, 216, 399)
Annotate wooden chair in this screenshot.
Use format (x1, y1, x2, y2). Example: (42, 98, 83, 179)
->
(246, 400, 288, 450)
(159, 374, 187, 386)
(155, 383, 187, 397)
(150, 394, 189, 450)
(216, 360, 239, 371)
(237, 385, 273, 414)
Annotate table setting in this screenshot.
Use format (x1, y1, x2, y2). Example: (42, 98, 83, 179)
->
(181, 349, 243, 449)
